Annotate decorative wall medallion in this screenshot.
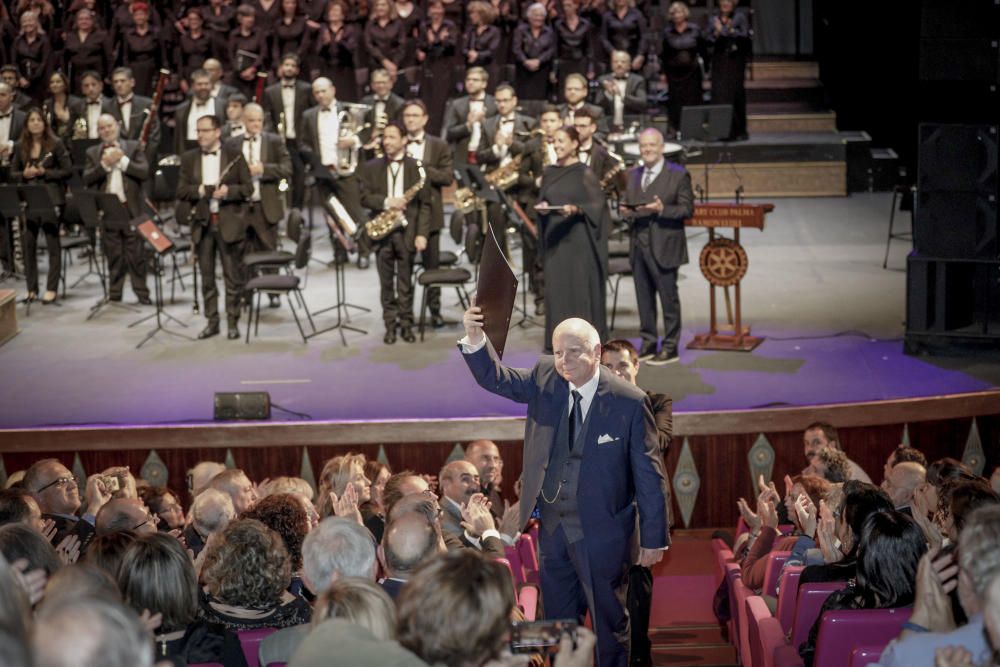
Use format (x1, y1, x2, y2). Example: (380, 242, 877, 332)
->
(672, 438, 701, 529)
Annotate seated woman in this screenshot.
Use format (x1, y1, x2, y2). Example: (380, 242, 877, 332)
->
(199, 518, 312, 630)
(241, 494, 311, 598)
(798, 510, 927, 666)
(317, 453, 372, 520)
(117, 532, 247, 666)
(361, 460, 392, 542)
(138, 486, 186, 531)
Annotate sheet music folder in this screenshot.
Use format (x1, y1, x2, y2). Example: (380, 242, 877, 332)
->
(476, 224, 518, 359)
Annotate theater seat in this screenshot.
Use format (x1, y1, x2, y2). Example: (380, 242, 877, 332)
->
(813, 608, 912, 667)
(237, 628, 278, 667)
(746, 595, 783, 667)
(504, 544, 526, 585)
(517, 533, 540, 585)
(762, 551, 792, 598)
(849, 645, 885, 667)
(776, 566, 804, 634)
(790, 582, 845, 649)
(518, 586, 539, 621)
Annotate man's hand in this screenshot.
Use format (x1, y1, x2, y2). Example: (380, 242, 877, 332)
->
(468, 107, 485, 125)
(631, 55, 644, 71)
(249, 161, 264, 176)
(636, 547, 664, 568)
(637, 196, 664, 215)
(467, 50, 479, 64)
(553, 626, 597, 667)
(328, 484, 363, 526)
(40, 518, 57, 542)
(759, 499, 778, 529)
(84, 474, 112, 515)
(816, 500, 842, 563)
(794, 494, 818, 539)
(463, 302, 485, 345)
(461, 493, 496, 538)
(212, 184, 229, 199)
(909, 546, 959, 634)
(415, 235, 427, 252)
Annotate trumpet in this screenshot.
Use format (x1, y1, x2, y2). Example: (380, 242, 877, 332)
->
(337, 103, 371, 176)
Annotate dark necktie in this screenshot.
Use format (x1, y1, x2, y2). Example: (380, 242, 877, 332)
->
(642, 167, 654, 191)
(569, 390, 583, 450)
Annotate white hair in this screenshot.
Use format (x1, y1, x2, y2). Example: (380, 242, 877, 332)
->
(33, 594, 153, 667)
(302, 517, 377, 592)
(191, 488, 235, 536)
(188, 461, 226, 497)
(553, 317, 600, 348)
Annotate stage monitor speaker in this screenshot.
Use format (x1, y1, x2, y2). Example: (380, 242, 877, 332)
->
(920, 0, 999, 39)
(214, 392, 271, 420)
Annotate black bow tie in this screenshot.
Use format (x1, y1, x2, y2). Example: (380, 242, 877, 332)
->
(282, 83, 295, 89)
(321, 107, 332, 113)
(616, 75, 628, 80)
(244, 135, 257, 141)
(118, 97, 133, 105)
(0, 113, 11, 120)
(202, 149, 218, 156)
(87, 100, 100, 106)
(390, 158, 404, 164)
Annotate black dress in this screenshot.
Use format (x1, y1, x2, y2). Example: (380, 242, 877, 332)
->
(393, 2, 423, 67)
(63, 29, 109, 90)
(176, 30, 221, 82)
(600, 7, 648, 62)
(13, 33, 52, 103)
(462, 24, 501, 88)
(272, 15, 311, 67)
(538, 161, 609, 349)
(417, 18, 458, 135)
(704, 9, 750, 140)
(363, 18, 406, 71)
(119, 27, 164, 96)
(554, 15, 593, 90)
(312, 23, 359, 101)
(201, 5, 236, 44)
(250, 0, 283, 36)
(154, 621, 248, 667)
(662, 22, 703, 132)
(43, 96, 82, 142)
(512, 23, 555, 101)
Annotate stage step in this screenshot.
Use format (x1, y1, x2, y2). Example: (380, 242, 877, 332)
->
(748, 111, 837, 134)
(652, 643, 738, 666)
(750, 60, 820, 80)
(746, 77, 825, 109)
(691, 160, 846, 198)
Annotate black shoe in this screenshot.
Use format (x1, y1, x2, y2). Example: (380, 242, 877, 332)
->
(137, 296, 153, 306)
(534, 300, 544, 316)
(383, 325, 397, 344)
(399, 326, 416, 343)
(357, 255, 370, 270)
(268, 294, 281, 308)
(109, 295, 122, 302)
(647, 350, 679, 366)
(637, 343, 657, 361)
(227, 326, 240, 340)
(198, 324, 220, 339)
(430, 313, 446, 328)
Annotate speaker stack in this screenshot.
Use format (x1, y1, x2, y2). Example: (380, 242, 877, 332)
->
(904, 0, 1000, 355)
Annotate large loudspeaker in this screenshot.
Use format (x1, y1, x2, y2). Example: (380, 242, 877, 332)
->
(915, 124, 999, 259)
(214, 392, 271, 420)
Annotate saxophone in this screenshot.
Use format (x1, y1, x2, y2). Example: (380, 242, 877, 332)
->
(484, 153, 522, 191)
(453, 185, 484, 214)
(365, 162, 426, 240)
(596, 139, 626, 196)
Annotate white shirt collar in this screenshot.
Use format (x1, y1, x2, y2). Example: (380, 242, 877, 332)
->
(644, 158, 664, 178)
(568, 365, 601, 405)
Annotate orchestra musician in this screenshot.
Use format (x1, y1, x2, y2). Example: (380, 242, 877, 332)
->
(82, 113, 152, 305)
(534, 123, 609, 351)
(0, 82, 28, 277)
(77, 71, 107, 139)
(441, 66, 497, 167)
(202, 59, 239, 104)
(102, 67, 159, 163)
(595, 50, 648, 132)
(174, 68, 227, 155)
(221, 92, 248, 139)
(572, 107, 620, 183)
(558, 72, 605, 131)
(262, 53, 314, 210)
(0, 67, 33, 112)
(42, 72, 81, 143)
(401, 99, 453, 329)
(11, 107, 73, 304)
(175, 114, 254, 341)
(224, 102, 292, 309)
(359, 120, 431, 345)
(360, 68, 405, 159)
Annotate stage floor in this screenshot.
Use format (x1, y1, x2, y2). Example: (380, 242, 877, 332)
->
(1, 193, 997, 430)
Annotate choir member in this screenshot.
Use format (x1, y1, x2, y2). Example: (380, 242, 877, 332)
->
(273, 0, 312, 69)
(12, 11, 51, 104)
(600, 0, 648, 71)
(534, 123, 609, 350)
(42, 72, 81, 143)
(116, 2, 164, 97)
(662, 1, 702, 136)
(462, 1, 501, 85)
(416, 0, 458, 135)
(392, 0, 423, 68)
(554, 0, 594, 91)
(249, 0, 282, 36)
(705, 0, 749, 141)
(512, 3, 555, 102)
(11, 107, 72, 304)
(228, 4, 268, 99)
(364, 0, 406, 79)
(312, 0, 359, 102)
(201, 0, 236, 43)
(176, 8, 221, 89)
(62, 8, 108, 91)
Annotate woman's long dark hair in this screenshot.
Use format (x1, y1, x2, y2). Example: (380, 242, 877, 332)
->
(841, 480, 893, 560)
(17, 107, 58, 163)
(854, 510, 927, 608)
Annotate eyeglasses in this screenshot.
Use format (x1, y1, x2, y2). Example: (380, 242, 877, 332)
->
(133, 512, 159, 531)
(37, 476, 77, 493)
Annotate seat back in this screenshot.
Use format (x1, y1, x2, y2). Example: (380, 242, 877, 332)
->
(790, 582, 847, 649)
(518, 585, 539, 621)
(504, 544, 526, 585)
(745, 596, 775, 667)
(762, 551, 792, 598)
(776, 566, 804, 634)
(814, 608, 912, 667)
(732, 573, 755, 663)
(517, 533, 540, 584)
(494, 558, 518, 596)
(849, 645, 885, 667)
(237, 628, 277, 667)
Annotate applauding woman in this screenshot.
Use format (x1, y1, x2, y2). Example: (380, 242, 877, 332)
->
(11, 107, 72, 304)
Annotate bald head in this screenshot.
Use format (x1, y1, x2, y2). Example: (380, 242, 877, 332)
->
(95, 498, 153, 537)
(380, 513, 439, 579)
(882, 462, 926, 510)
(312, 77, 335, 108)
(638, 128, 665, 168)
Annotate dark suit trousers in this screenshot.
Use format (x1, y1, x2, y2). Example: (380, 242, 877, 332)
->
(246, 203, 277, 275)
(375, 229, 414, 327)
(627, 565, 654, 666)
(198, 225, 246, 327)
(424, 230, 441, 314)
(103, 228, 150, 299)
(22, 219, 61, 293)
(539, 524, 630, 667)
(286, 139, 306, 210)
(632, 235, 681, 354)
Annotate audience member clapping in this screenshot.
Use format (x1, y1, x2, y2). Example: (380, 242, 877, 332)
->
(361, 460, 392, 542)
(880, 461, 926, 514)
(379, 511, 442, 599)
(185, 486, 236, 557)
(882, 445, 929, 482)
(138, 485, 186, 530)
(317, 453, 371, 520)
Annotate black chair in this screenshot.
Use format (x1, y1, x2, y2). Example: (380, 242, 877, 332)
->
(417, 267, 472, 341)
(607, 256, 632, 333)
(243, 209, 303, 277)
(244, 215, 315, 344)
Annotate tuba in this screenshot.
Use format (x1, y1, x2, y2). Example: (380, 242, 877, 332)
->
(365, 163, 426, 240)
(336, 103, 370, 176)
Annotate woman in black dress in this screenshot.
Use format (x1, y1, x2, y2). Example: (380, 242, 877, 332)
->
(118, 3, 164, 96)
(662, 1, 702, 135)
(363, 0, 406, 79)
(463, 1, 501, 86)
(554, 0, 594, 90)
(534, 124, 609, 349)
(62, 8, 108, 91)
(11, 108, 73, 304)
(272, 0, 312, 69)
(490, 0, 520, 67)
(176, 7, 220, 91)
(42, 72, 81, 143)
(705, 0, 749, 140)
(512, 3, 555, 102)
(600, 0, 647, 71)
(416, 0, 457, 134)
(249, 0, 282, 37)
(312, 0, 358, 100)
(392, 0, 422, 68)
(201, 0, 236, 44)
(12, 11, 51, 104)
(228, 4, 267, 98)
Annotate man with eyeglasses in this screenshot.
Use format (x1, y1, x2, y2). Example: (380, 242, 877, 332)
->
(23, 458, 113, 548)
(95, 498, 158, 537)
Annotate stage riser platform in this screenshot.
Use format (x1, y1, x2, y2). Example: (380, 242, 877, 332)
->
(691, 161, 846, 198)
(748, 112, 838, 134)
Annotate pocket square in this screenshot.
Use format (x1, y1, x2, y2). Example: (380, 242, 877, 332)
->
(597, 433, 619, 444)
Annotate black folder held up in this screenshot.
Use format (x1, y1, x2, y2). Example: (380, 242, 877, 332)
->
(476, 224, 518, 358)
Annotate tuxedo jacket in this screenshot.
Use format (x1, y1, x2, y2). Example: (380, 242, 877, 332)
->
(408, 135, 453, 232)
(101, 94, 160, 149)
(1, 109, 28, 147)
(82, 139, 151, 217)
(442, 94, 498, 161)
(475, 113, 538, 167)
(172, 97, 227, 155)
(72, 96, 110, 138)
(582, 142, 621, 183)
(263, 80, 315, 140)
(462, 341, 670, 549)
(175, 144, 254, 244)
(359, 92, 405, 145)
(359, 155, 432, 251)
(224, 131, 292, 225)
(595, 72, 648, 117)
(624, 161, 694, 269)
(298, 103, 357, 168)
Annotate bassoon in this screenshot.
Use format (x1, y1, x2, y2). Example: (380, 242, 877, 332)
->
(254, 72, 268, 104)
(140, 69, 170, 148)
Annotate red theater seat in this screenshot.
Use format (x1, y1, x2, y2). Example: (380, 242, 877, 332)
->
(776, 566, 804, 634)
(762, 550, 792, 598)
(237, 628, 277, 667)
(813, 608, 911, 667)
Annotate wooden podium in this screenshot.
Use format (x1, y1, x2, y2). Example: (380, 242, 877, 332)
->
(685, 203, 773, 351)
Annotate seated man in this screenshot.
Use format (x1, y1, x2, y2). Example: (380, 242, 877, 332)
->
(882, 445, 928, 484)
(95, 498, 157, 537)
(23, 458, 111, 548)
(880, 461, 926, 516)
(438, 461, 482, 540)
(378, 512, 441, 599)
(184, 487, 235, 557)
(33, 593, 154, 667)
(802, 421, 872, 483)
(809, 446, 851, 484)
(464, 440, 505, 516)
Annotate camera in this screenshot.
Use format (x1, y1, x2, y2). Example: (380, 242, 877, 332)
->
(509, 619, 578, 655)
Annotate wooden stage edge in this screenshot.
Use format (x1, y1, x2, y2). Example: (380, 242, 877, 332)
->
(1, 390, 998, 453)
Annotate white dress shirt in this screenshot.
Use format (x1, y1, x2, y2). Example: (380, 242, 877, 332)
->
(467, 98, 485, 152)
(187, 98, 215, 141)
(641, 158, 664, 191)
(492, 114, 517, 165)
(611, 77, 627, 127)
(406, 133, 426, 162)
(579, 140, 593, 167)
(200, 149, 221, 187)
(385, 157, 405, 208)
(0, 111, 12, 152)
(242, 134, 262, 201)
(85, 99, 102, 138)
(101, 143, 131, 203)
(317, 106, 340, 167)
(280, 83, 297, 138)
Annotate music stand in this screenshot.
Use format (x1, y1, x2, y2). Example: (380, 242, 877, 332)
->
(85, 192, 141, 320)
(679, 105, 733, 202)
(0, 186, 24, 282)
(127, 218, 193, 348)
(71, 139, 101, 168)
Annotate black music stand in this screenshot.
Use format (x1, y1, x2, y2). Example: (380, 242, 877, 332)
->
(66, 187, 105, 291)
(0, 186, 23, 282)
(85, 191, 141, 320)
(304, 152, 369, 344)
(128, 218, 193, 348)
(679, 104, 733, 202)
